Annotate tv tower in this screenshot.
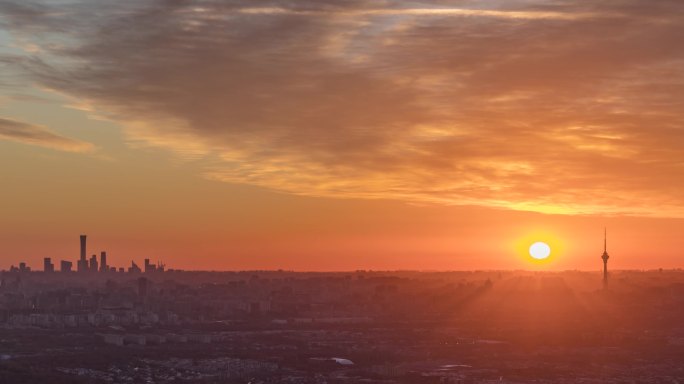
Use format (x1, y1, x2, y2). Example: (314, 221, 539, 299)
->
(601, 228, 610, 288)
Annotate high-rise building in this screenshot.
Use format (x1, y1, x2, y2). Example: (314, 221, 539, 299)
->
(77, 258, 88, 272)
(129, 261, 141, 273)
(100, 251, 108, 272)
(80, 234, 86, 259)
(144, 258, 157, 273)
(60, 260, 73, 272)
(601, 228, 610, 288)
(89, 254, 98, 272)
(43, 257, 54, 273)
(78, 235, 88, 272)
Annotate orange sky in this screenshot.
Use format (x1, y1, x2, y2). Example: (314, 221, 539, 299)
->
(1, 1, 684, 271)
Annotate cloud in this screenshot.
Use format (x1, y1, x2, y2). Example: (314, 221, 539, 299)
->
(2, 0, 684, 216)
(0, 117, 95, 153)
(235, 6, 603, 20)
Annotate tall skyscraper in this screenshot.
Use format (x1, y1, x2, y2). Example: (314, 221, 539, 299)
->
(100, 251, 108, 272)
(78, 235, 88, 272)
(89, 254, 98, 272)
(80, 235, 86, 260)
(601, 228, 610, 288)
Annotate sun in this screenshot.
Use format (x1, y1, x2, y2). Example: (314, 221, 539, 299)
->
(529, 241, 551, 260)
(511, 231, 564, 265)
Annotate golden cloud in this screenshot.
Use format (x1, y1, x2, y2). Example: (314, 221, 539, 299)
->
(3, 0, 684, 216)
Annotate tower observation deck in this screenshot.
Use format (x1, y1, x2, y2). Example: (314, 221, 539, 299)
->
(601, 228, 610, 288)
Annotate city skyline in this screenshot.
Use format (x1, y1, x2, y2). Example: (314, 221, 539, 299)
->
(2, 230, 626, 273)
(0, 230, 620, 277)
(8, 234, 169, 274)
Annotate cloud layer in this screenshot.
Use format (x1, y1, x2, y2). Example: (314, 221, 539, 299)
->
(2, 0, 684, 216)
(0, 117, 94, 152)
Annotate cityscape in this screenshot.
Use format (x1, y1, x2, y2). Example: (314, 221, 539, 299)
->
(1, 234, 684, 383)
(3, 0, 684, 382)
(9, 235, 167, 275)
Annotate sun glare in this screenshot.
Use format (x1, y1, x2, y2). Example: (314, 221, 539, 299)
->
(529, 241, 551, 260)
(511, 231, 564, 266)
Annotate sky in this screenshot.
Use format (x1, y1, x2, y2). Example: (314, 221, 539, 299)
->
(1, 0, 684, 271)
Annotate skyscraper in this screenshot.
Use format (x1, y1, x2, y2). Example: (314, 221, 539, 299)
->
(129, 261, 141, 273)
(43, 257, 54, 273)
(78, 235, 88, 272)
(80, 235, 86, 260)
(144, 258, 158, 273)
(100, 251, 108, 272)
(89, 254, 98, 272)
(60, 260, 73, 272)
(601, 228, 610, 288)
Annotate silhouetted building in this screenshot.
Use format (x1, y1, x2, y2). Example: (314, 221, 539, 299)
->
(77, 258, 88, 272)
(100, 251, 107, 272)
(129, 261, 141, 273)
(43, 257, 54, 273)
(143, 259, 166, 273)
(78, 235, 88, 272)
(601, 228, 610, 288)
(144, 258, 155, 273)
(80, 234, 86, 259)
(60, 260, 73, 273)
(89, 254, 98, 272)
(19, 262, 29, 272)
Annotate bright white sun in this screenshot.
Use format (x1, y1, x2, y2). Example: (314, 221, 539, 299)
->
(529, 241, 551, 260)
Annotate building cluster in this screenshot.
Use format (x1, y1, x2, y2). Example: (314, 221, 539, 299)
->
(9, 235, 166, 274)
(56, 357, 279, 383)
(102, 333, 214, 346)
(1, 269, 684, 383)
(6, 309, 167, 328)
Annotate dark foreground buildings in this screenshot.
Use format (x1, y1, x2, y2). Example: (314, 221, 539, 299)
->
(1, 267, 684, 383)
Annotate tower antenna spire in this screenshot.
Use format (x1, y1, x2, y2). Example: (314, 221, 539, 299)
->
(601, 227, 610, 288)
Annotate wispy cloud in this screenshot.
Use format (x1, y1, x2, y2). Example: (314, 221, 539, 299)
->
(0, 117, 94, 153)
(2, 0, 684, 216)
(235, 7, 602, 20)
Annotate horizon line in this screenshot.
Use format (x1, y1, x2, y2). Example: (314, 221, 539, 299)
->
(3, 268, 682, 274)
